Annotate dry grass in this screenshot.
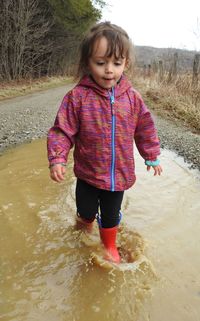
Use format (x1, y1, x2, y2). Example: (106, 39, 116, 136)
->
(0, 76, 73, 101)
(132, 72, 200, 133)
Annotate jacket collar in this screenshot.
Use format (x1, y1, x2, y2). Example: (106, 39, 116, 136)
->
(78, 74, 132, 99)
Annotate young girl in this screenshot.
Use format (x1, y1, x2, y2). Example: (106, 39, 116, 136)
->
(47, 22, 162, 264)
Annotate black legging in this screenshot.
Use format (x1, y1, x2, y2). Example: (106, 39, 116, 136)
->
(75, 179, 124, 228)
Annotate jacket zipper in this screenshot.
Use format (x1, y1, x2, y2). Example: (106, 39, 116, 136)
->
(109, 87, 115, 191)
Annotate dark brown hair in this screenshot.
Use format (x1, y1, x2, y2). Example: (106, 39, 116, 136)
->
(76, 21, 135, 79)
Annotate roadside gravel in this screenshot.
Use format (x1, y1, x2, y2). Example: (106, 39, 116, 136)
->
(0, 84, 73, 152)
(0, 84, 200, 171)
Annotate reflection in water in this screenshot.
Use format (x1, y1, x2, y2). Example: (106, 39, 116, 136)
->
(0, 139, 200, 321)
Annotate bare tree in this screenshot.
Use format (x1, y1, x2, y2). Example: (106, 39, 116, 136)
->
(0, 0, 53, 80)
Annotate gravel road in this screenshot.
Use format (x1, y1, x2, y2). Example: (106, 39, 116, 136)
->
(0, 84, 73, 152)
(0, 84, 200, 172)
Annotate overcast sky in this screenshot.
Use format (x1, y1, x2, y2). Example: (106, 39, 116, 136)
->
(101, 0, 200, 51)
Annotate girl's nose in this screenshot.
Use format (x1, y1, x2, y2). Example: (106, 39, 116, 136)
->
(105, 63, 113, 73)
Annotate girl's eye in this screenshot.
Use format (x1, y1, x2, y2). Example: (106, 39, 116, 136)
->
(115, 62, 122, 66)
(96, 62, 104, 66)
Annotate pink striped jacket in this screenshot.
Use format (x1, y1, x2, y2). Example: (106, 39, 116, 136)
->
(47, 75, 160, 191)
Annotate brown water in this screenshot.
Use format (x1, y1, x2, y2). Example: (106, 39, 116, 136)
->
(0, 139, 200, 321)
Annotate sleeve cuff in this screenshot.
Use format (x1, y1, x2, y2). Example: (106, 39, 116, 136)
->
(145, 159, 160, 166)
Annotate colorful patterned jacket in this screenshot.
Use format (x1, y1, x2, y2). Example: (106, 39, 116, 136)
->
(47, 75, 160, 191)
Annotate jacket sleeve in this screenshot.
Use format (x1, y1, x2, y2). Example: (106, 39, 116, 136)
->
(134, 94, 160, 161)
(47, 90, 79, 166)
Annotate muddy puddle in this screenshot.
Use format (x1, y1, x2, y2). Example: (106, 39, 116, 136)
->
(0, 139, 200, 321)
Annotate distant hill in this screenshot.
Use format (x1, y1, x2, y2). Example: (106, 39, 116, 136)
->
(135, 46, 199, 72)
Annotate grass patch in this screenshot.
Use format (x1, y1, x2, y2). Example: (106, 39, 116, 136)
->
(0, 76, 73, 101)
(132, 75, 200, 134)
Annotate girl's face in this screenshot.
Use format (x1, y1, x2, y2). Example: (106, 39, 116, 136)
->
(88, 37, 127, 89)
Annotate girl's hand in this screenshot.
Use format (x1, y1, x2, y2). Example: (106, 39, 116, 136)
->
(49, 164, 66, 182)
(146, 165, 163, 176)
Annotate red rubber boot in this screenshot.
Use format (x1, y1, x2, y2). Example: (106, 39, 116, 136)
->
(76, 216, 94, 233)
(99, 226, 121, 263)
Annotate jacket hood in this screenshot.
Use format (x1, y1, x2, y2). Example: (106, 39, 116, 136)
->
(78, 74, 132, 99)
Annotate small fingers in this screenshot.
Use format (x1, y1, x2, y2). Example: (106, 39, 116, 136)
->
(50, 165, 66, 182)
(153, 165, 163, 176)
(50, 171, 63, 182)
(146, 165, 163, 176)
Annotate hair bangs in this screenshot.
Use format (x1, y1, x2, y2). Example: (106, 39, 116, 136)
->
(100, 31, 128, 60)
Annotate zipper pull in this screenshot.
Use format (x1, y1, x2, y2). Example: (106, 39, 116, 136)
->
(110, 87, 115, 115)
(111, 87, 115, 104)
(110, 95, 115, 105)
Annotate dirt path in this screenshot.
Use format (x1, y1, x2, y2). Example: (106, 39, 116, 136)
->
(0, 83, 200, 171)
